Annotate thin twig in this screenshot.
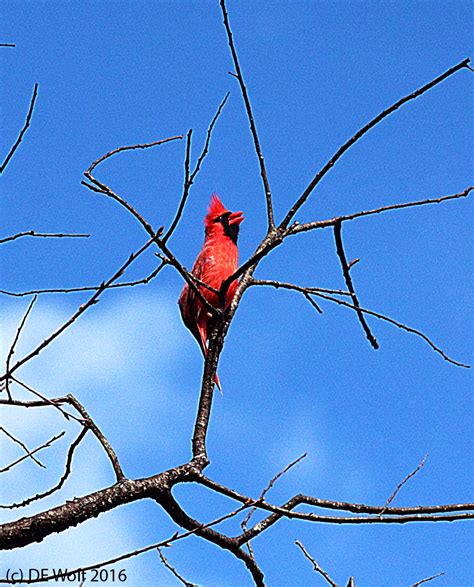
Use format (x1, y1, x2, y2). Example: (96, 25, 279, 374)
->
(250, 279, 469, 368)
(164, 92, 230, 243)
(0, 390, 124, 480)
(0, 431, 65, 473)
(412, 572, 445, 587)
(198, 474, 474, 522)
(9, 378, 82, 423)
(295, 540, 338, 587)
(87, 136, 182, 175)
(157, 548, 197, 587)
(0, 43, 16, 47)
(0, 503, 248, 584)
(0, 83, 39, 174)
(5, 296, 37, 400)
(64, 394, 125, 481)
(220, 0, 275, 229)
(84, 155, 218, 316)
(163, 129, 193, 243)
(379, 453, 429, 516)
(0, 427, 45, 469)
(1, 428, 88, 509)
(189, 93, 230, 186)
(0, 231, 90, 245)
(289, 187, 473, 235)
(281, 59, 471, 228)
(0, 237, 157, 383)
(333, 221, 379, 349)
(242, 453, 307, 529)
(347, 258, 360, 270)
(0, 262, 166, 297)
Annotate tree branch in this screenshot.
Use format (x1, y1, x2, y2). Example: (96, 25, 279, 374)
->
(164, 92, 230, 243)
(379, 453, 428, 517)
(157, 548, 197, 587)
(0, 231, 90, 245)
(1, 428, 88, 509)
(333, 221, 379, 349)
(0, 83, 39, 174)
(280, 59, 471, 228)
(0, 431, 65, 474)
(0, 427, 45, 469)
(295, 540, 338, 587)
(250, 279, 470, 368)
(289, 187, 472, 235)
(5, 296, 37, 400)
(220, 0, 275, 230)
(0, 237, 157, 383)
(0, 261, 166, 297)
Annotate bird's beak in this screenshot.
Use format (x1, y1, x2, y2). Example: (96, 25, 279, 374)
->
(228, 211, 244, 226)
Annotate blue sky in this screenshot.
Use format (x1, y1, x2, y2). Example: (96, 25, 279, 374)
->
(1, 1, 473, 585)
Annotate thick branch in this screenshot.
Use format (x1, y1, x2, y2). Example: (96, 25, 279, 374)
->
(162, 492, 265, 586)
(0, 463, 194, 550)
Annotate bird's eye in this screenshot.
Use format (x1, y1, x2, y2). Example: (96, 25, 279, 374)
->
(214, 215, 223, 223)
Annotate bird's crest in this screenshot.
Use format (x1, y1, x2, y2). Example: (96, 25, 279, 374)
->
(205, 193, 228, 225)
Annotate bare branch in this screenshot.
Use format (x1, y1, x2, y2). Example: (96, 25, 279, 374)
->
(295, 540, 338, 587)
(0, 261, 166, 297)
(290, 187, 473, 235)
(0, 43, 15, 47)
(5, 296, 37, 400)
(164, 92, 230, 243)
(0, 237, 157, 383)
(0, 231, 90, 245)
(334, 221, 379, 349)
(0, 427, 45, 469)
(163, 129, 192, 244)
(189, 93, 230, 186)
(347, 258, 360, 270)
(8, 378, 83, 423)
(242, 453, 307, 530)
(250, 279, 470, 368)
(0, 83, 39, 174)
(379, 453, 429, 516)
(412, 572, 445, 587)
(1, 428, 88, 509)
(220, 0, 275, 230)
(0, 431, 65, 474)
(83, 150, 218, 316)
(64, 393, 125, 481)
(86, 136, 182, 176)
(157, 548, 197, 587)
(198, 474, 474, 527)
(0, 390, 123, 480)
(281, 59, 471, 228)
(0, 500, 249, 583)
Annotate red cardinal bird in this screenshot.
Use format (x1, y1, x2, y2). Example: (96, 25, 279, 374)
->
(178, 194, 244, 391)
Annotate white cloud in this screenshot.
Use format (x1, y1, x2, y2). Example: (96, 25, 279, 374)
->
(0, 291, 191, 585)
